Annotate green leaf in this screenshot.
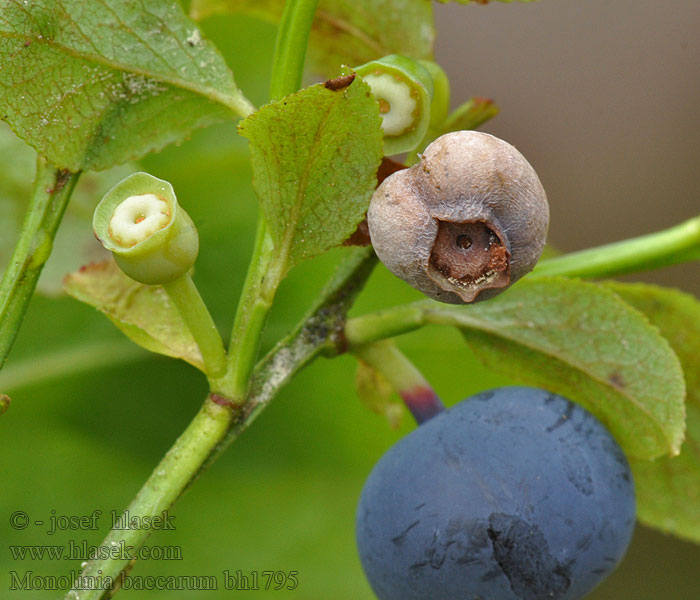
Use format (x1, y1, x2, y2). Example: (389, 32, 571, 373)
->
(604, 282, 700, 543)
(0, 0, 251, 171)
(190, 0, 435, 76)
(238, 73, 382, 272)
(441, 97, 499, 134)
(355, 359, 403, 429)
(430, 277, 686, 459)
(63, 260, 204, 371)
(410, 96, 500, 160)
(0, 122, 136, 296)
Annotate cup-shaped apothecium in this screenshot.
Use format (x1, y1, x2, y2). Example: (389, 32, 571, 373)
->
(355, 55, 435, 156)
(93, 172, 198, 285)
(368, 131, 549, 304)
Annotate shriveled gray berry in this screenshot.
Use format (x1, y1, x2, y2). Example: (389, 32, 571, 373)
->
(367, 131, 549, 303)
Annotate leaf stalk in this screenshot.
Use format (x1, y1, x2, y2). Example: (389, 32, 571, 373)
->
(534, 215, 700, 279)
(0, 159, 79, 372)
(163, 273, 227, 380)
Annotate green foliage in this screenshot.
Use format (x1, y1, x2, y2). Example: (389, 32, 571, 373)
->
(441, 97, 500, 134)
(190, 0, 435, 76)
(0, 0, 249, 171)
(407, 96, 499, 161)
(63, 260, 205, 371)
(0, 123, 136, 295)
(437, 277, 686, 460)
(605, 282, 700, 543)
(238, 73, 382, 273)
(1, 1, 699, 598)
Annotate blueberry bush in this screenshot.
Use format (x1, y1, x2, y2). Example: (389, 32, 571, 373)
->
(0, 1, 698, 599)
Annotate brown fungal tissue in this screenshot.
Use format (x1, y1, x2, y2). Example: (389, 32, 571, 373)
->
(367, 131, 549, 304)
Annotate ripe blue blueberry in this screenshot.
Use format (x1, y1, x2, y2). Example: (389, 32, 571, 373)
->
(356, 387, 636, 600)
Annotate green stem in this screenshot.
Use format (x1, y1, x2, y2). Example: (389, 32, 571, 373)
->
(64, 4, 323, 596)
(344, 301, 495, 347)
(220, 215, 277, 399)
(163, 273, 227, 380)
(228, 88, 257, 120)
(533, 215, 700, 279)
(269, 0, 320, 102)
(65, 248, 376, 600)
(345, 303, 427, 346)
(219, 0, 320, 399)
(65, 396, 233, 600)
(0, 160, 79, 372)
(353, 339, 444, 424)
(204, 247, 377, 470)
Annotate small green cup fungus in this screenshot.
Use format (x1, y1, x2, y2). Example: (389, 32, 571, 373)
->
(355, 55, 434, 155)
(93, 172, 198, 285)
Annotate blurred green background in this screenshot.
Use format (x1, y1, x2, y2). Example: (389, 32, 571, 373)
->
(2, 2, 699, 598)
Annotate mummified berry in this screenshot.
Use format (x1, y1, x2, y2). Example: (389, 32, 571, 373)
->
(367, 131, 549, 303)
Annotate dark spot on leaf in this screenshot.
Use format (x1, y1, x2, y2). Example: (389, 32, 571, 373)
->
(0, 394, 11, 416)
(608, 371, 625, 389)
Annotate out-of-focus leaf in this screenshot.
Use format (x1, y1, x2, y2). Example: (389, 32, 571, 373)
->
(239, 73, 382, 272)
(64, 260, 204, 371)
(605, 282, 700, 543)
(0, 0, 249, 171)
(355, 359, 403, 429)
(0, 122, 136, 296)
(0, 124, 36, 282)
(427, 277, 686, 459)
(190, 0, 435, 76)
(412, 96, 500, 158)
(441, 97, 499, 134)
